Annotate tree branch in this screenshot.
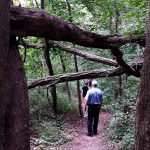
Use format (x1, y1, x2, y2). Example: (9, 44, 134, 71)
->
(21, 42, 44, 49)
(111, 47, 141, 77)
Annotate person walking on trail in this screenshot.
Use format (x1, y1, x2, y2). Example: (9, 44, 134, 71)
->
(82, 80, 89, 99)
(84, 80, 103, 136)
(81, 79, 91, 117)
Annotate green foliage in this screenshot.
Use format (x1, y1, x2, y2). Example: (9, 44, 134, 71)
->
(35, 121, 72, 143)
(103, 76, 139, 149)
(29, 85, 78, 117)
(56, 83, 78, 114)
(29, 85, 78, 148)
(30, 117, 73, 149)
(109, 113, 135, 150)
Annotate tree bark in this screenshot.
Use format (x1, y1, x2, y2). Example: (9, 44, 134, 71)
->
(40, 0, 57, 115)
(66, 0, 83, 117)
(113, 5, 123, 100)
(135, 1, 150, 149)
(119, 76, 123, 97)
(0, 1, 10, 149)
(5, 36, 30, 150)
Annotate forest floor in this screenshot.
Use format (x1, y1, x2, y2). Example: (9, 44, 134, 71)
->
(31, 111, 114, 150)
(59, 111, 114, 150)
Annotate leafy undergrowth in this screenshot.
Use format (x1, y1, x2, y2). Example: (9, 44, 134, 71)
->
(107, 112, 135, 150)
(29, 88, 79, 150)
(30, 116, 77, 150)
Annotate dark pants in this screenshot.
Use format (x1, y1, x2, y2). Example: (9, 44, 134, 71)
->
(87, 104, 101, 135)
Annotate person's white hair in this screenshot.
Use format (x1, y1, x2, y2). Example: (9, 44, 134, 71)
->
(92, 80, 97, 86)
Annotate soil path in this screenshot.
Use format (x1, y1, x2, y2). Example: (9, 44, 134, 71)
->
(60, 111, 114, 150)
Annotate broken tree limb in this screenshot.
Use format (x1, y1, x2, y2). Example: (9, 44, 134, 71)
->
(28, 62, 142, 89)
(54, 44, 119, 67)
(110, 47, 141, 77)
(20, 41, 118, 67)
(10, 6, 145, 49)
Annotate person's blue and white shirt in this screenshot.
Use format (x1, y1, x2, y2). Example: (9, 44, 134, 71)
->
(84, 87, 103, 105)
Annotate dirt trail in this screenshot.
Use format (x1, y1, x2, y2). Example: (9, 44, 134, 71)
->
(60, 111, 114, 150)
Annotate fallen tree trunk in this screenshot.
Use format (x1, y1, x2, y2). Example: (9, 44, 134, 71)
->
(54, 44, 119, 67)
(20, 41, 118, 67)
(28, 69, 125, 89)
(10, 6, 145, 49)
(28, 62, 142, 89)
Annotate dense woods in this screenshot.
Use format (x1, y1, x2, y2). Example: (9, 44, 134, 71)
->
(0, 0, 150, 149)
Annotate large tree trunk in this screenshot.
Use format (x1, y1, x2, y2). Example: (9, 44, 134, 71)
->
(135, 1, 150, 149)
(41, 0, 44, 9)
(5, 36, 30, 150)
(0, 1, 10, 149)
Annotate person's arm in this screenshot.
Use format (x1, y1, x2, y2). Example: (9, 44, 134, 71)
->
(81, 87, 86, 109)
(84, 91, 89, 110)
(83, 100, 87, 111)
(81, 89, 83, 101)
